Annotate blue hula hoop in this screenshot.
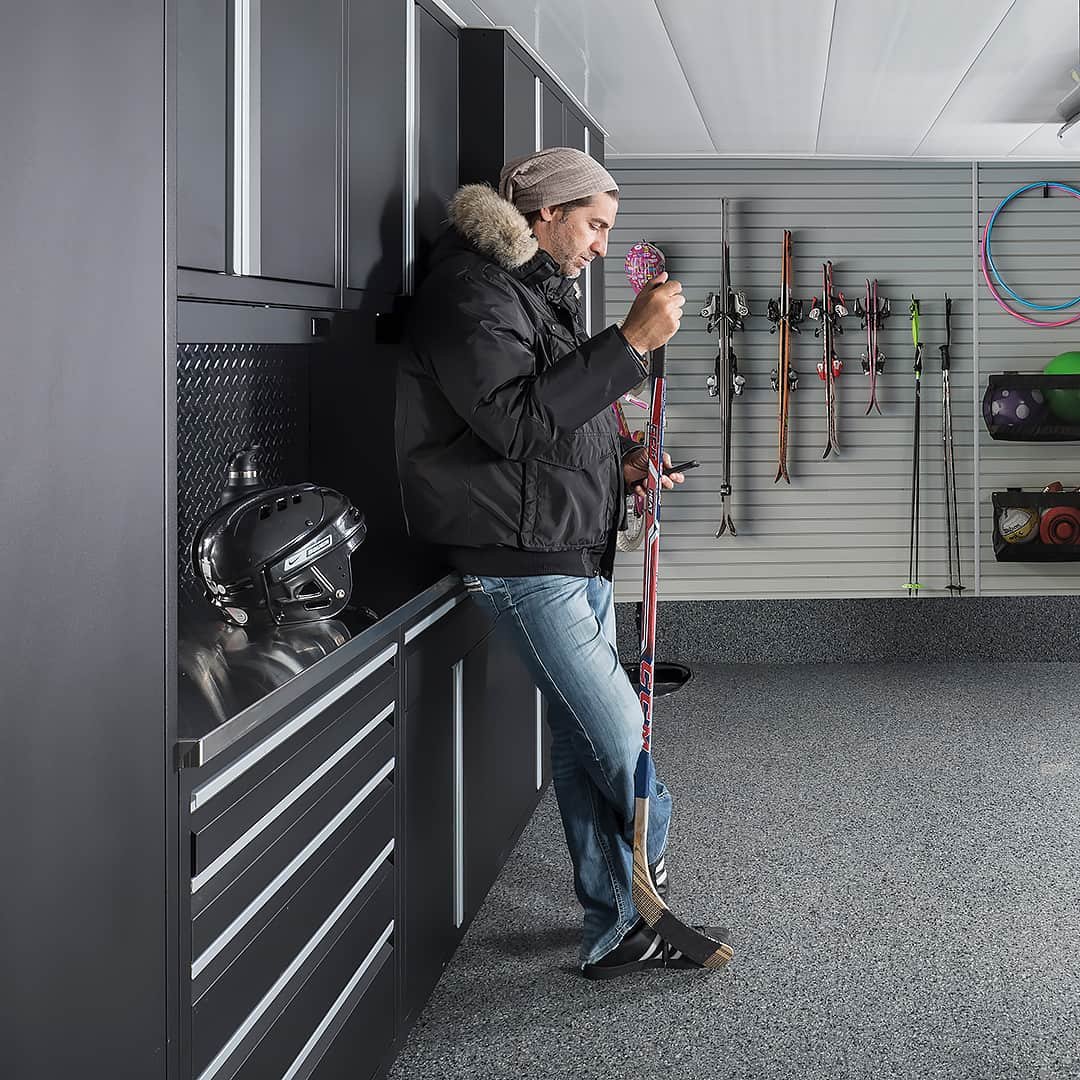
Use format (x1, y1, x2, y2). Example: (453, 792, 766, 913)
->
(984, 181, 1080, 312)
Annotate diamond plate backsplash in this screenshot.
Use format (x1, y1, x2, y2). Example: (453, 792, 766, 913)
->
(177, 342, 311, 611)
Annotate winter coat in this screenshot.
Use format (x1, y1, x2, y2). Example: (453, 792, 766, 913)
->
(395, 183, 648, 578)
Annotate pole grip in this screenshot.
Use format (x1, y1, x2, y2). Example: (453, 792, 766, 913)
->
(650, 344, 666, 378)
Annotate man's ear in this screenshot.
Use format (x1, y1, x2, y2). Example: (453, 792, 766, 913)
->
(536, 205, 557, 223)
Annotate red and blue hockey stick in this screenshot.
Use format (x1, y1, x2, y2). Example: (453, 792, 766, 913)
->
(624, 241, 733, 970)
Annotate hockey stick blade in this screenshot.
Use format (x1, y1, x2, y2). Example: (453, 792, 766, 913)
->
(632, 753, 733, 970)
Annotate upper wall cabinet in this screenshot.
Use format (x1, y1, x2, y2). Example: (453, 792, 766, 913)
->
(345, 0, 405, 298)
(177, 0, 228, 273)
(540, 82, 563, 150)
(255, 0, 339, 286)
(459, 28, 605, 187)
(414, 4, 459, 285)
(176, 0, 342, 306)
(563, 108, 586, 153)
(457, 29, 606, 331)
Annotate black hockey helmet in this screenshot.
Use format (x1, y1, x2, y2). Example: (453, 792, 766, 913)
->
(193, 450, 367, 627)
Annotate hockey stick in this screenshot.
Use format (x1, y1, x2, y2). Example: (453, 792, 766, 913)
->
(624, 241, 733, 970)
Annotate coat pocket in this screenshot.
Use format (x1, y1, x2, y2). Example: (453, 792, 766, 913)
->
(521, 432, 617, 550)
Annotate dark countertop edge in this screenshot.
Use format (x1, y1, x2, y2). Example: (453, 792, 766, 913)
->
(176, 572, 463, 770)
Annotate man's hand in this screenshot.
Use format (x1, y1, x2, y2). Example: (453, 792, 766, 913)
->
(622, 446, 685, 497)
(620, 271, 685, 355)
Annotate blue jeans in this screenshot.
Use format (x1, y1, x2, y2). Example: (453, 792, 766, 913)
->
(461, 573, 672, 964)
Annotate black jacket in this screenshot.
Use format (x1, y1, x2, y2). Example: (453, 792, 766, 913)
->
(395, 184, 647, 578)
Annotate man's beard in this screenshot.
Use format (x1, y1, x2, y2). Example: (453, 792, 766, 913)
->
(550, 223, 588, 277)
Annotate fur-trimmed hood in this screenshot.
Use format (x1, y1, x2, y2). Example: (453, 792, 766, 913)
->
(447, 184, 539, 270)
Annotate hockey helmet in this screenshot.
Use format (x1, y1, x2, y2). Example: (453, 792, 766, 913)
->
(193, 450, 367, 627)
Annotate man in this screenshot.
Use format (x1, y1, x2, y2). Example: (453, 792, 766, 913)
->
(396, 147, 729, 978)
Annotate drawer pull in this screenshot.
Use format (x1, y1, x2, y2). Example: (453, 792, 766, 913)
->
(195, 841, 394, 1080)
(281, 921, 394, 1080)
(191, 643, 398, 813)
(192, 703, 394, 894)
(192, 757, 394, 979)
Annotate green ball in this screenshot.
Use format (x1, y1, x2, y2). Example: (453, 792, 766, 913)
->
(1043, 351, 1080, 423)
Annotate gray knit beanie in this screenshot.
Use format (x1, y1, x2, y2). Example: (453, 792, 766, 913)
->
(497, 147, 618, 214)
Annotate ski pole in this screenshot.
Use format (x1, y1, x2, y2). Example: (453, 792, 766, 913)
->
(905, 297, 923, 595)
(940, 293, 964, 594)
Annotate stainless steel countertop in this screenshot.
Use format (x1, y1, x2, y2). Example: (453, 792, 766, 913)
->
(177, 568, 462, 769)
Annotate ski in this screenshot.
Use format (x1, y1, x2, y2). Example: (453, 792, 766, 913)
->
(811, 261, 845, 459)
(769, 230, 801, 483)
(701, 198, 748, 536)
(940, 293, 965, 594)
(905, 296, 924, 596)
(856, 278, 890, 415)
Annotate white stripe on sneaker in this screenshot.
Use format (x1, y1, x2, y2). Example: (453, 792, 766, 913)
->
(638, 934, 663, 961)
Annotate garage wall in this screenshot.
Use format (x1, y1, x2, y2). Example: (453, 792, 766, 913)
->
(606, 158, 1080, 602)
(976, 163, 1080, 596)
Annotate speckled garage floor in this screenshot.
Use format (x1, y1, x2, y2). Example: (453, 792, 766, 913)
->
(389, 663, 1080, 1080)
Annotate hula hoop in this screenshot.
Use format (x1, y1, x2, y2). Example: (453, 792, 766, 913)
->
(981, 181, 1080, 326)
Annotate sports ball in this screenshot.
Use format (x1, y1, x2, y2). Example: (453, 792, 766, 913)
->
(1043, 351, 1080, 424)
(998, 505, 1040, 544)
(1039, 505, 1080, 545)
(982, 386, 1046, 429)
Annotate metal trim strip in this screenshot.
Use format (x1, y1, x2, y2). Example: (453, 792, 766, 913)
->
(191, 758, 394, 979)
(404, 0, 417, 294)
(403, 595, 464, 644)
(190, 643, 397, 812)
(191, 704, 394, 893)
(453, 658, 464, 928)
(194, 842, 394, 1080)
(535, 688, 543, 791)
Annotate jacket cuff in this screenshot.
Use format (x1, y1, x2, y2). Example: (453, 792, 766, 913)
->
(615, 325, 650, 379)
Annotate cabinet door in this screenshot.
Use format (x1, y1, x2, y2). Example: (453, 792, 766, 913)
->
(256, 0, 339, 285)
(177, 0, 227, 271)
(402, 671, 455, 1022)
(541, 82, 563, 148)
(504, 48, 537, 160)
(463, 618, 540, 922)
(564, 109, 586, 152)
(401, 597, 489, 1021)
(416, 4, 458, 280)
(345, 0, 405, 294)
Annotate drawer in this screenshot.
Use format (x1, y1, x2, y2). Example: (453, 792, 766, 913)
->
(305, 943, 395, 1080)
(192, 771, 393, 964)
(189, 641, 398, 816)
(233, 911, 395, 1080)
(191, 687, 395, 890)
(192, 846, 394, 1080)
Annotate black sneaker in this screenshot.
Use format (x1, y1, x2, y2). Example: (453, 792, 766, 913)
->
(580, 919, 731, 980)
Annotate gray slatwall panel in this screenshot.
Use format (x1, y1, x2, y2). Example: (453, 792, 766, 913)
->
(607, 158, 976, 602)
(977, 164, 1080, 597)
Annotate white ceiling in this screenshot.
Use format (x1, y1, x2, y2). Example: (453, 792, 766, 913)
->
(442, 0, 1080, 158)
